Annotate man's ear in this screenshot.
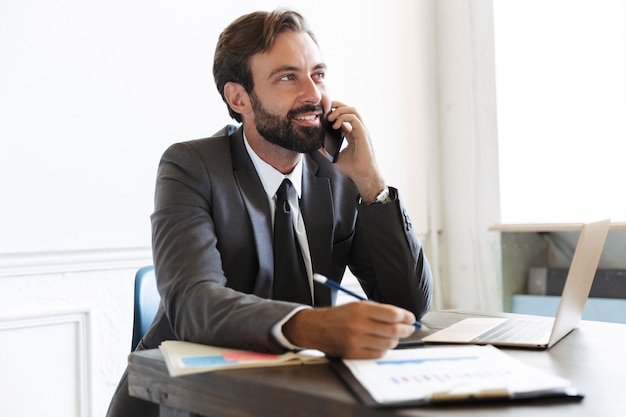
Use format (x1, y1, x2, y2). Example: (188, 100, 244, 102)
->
(224, 82, 251, 116)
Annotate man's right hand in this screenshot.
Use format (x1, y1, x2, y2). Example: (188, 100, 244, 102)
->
(281, 301, 417, 359)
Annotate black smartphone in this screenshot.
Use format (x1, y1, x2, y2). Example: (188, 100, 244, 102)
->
(323, 116, 345, 163)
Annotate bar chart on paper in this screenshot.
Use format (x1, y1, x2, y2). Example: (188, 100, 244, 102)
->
(339, 345, 576, 405)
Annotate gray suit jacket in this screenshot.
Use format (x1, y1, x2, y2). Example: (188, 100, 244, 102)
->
(142, 125, 432, 353)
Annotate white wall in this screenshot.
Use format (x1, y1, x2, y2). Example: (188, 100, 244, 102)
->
(0, 0, 430, 254)
(0, 265, 139, 417)
(0, 1, 438, 416)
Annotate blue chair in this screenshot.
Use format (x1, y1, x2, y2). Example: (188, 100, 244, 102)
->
(131, 266, 160, 351)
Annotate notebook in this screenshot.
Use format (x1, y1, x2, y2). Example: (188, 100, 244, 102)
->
(423, 219, 611, 349)
(159, 341, 326, 377)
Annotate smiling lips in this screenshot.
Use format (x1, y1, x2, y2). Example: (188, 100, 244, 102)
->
(293, 113, 321, 126)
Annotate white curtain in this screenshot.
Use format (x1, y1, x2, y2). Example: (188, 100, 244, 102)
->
(425, 0, 503, 312)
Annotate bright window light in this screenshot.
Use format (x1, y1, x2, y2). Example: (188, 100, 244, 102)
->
(494, 0, 626, 223)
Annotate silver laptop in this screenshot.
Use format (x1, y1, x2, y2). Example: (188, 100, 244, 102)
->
(423, 219, 611, 349)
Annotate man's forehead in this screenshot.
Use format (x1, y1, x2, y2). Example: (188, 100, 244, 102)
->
(250, 31, 324, 75)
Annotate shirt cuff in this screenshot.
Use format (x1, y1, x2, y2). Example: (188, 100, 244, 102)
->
(271, 306, 311, 350)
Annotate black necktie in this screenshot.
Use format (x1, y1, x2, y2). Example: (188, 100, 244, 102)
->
(273, 179, 312, 305)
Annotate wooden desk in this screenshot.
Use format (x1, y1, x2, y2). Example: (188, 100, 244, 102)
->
(128, 311, 626, 416)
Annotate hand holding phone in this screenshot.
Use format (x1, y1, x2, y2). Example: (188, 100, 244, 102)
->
(322, 113, 345, 163)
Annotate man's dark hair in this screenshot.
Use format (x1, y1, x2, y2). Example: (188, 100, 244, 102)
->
(213, 9, 319, 122)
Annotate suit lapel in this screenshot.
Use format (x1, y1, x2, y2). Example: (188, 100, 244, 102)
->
(230, 128, 334, 306)
(230, 129, 275, 298)
(301, 155, 333, 306)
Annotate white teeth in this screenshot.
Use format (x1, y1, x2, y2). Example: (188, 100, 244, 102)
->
(295, 115, 317, 121)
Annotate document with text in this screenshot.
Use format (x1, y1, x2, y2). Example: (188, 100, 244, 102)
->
(334, 345, 581, 406)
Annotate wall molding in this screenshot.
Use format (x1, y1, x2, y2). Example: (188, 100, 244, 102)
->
(0, 309, 92, 417)
(0, 247, 152, 278)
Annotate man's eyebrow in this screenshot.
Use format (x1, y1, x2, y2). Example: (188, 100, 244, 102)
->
(268, 63, 327, 78)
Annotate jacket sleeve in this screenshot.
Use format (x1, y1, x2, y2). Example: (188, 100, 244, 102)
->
(348, 187, 433, 319)
(149, 140, 300, 353)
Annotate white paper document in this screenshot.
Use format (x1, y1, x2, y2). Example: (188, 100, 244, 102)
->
(341, 345, 577, 405)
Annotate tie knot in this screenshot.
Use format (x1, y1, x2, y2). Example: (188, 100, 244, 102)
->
(276, 179, 293, 203)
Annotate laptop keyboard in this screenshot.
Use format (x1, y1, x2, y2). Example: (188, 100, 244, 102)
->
(472, 319, 554, 344)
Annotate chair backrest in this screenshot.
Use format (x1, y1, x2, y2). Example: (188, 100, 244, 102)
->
(131, 265, 160, 351)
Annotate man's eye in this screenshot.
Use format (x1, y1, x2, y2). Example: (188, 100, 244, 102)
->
(279, 74, 295, 81)
(313, 72, 325, 81)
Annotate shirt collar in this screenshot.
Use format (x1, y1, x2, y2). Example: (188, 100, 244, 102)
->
(243, 132, 303, 200)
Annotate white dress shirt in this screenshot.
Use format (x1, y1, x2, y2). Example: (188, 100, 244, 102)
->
(243, 135, 313, 349)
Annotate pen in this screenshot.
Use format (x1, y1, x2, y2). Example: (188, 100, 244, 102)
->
(313, 273, 428, 330)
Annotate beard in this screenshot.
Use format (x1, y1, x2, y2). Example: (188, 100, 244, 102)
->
(249, 92, 325, 153)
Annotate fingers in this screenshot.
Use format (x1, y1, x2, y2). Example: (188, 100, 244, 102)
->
(359, 302, 416, 339)
(357, 301, 413, 326)
(326, 101, 364, 136)
(283, 302, 417, 360)
(325, 101, 386, 196)
(327, 101, 362, 124)
(336, 302, 417, 358)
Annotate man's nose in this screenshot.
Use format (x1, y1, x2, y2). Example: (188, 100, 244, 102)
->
(299, 77, 323, 104)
